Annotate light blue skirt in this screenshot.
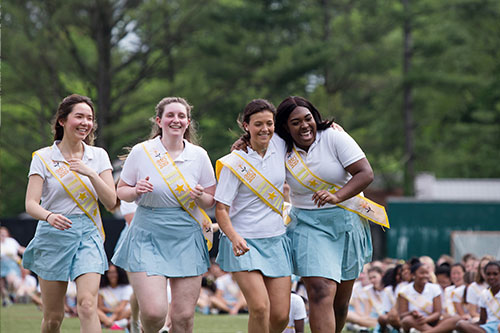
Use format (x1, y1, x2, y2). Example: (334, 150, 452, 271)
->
(216, 233, 292, 278)
(480, 321, 500, 333)
(0, 257, 21, 278)
(22, 214, 108, 281)
(112, 206, 210, 277)
(287, 206, 372, 282)
(113, 223, 129, 253)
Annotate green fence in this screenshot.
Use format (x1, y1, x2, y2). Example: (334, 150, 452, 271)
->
(386, 200, 500, 261)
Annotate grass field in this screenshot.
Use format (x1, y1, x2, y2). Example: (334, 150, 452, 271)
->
(0, 304, 315, 332)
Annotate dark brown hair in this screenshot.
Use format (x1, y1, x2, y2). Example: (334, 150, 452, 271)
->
(52, 94, 97, 145)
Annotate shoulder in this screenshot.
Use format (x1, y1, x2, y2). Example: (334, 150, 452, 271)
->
(185, 141, 210, 156)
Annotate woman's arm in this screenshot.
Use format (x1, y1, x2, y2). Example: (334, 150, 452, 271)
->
(397, 295, 412, 320)
(425, 295, 442, 323)
(67, 159, 116, 210)
(215, 202, 249, 256)
(25, 174, 72, 230)
(117, 177, 153, 202)
(190, 184, 216, 209)
(478, 307, 487, 325)
(313, 158, 374, 207)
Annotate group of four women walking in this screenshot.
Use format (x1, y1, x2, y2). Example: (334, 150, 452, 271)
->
(23, 93, 375, 333)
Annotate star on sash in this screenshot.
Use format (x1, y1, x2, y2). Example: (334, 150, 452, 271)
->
(189, 201, 196, 209)
(175, 184, 185, 194)
(309, 179, 318, 187)
(78, 192, 87, 201)
(268, 191, 276, 200)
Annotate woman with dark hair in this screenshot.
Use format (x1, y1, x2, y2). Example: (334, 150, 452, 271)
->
(457, 261, 500, 333)
(397, 261, 442, 332)
(274, 96, 380, 333)
(23, 94, 116, 332)
(215, 99, 291, 333)
(466, 255, 495, 321)
(112, 97, 216, 333)
(97, 264, 132, 329)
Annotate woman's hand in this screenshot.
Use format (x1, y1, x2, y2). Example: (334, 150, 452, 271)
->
(190, 184, 204, 200)
(312, 190, 340, 207)
(231, 234, 250, 257)
(135, 176, 153, 195)
(67, 159, 96, 177)
(47, 213, 72, 230)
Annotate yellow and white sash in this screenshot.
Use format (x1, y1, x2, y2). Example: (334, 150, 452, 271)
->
(367, 289, 385, 316)
(399, 290, 433, 315)
(141, 142, 213, 250)
(34, 148, 105, 240)
(285, 148, 390, 229)
(444, 288, 456, 315)
(485, 289, 500, 320)
(215, 152, 284, 216)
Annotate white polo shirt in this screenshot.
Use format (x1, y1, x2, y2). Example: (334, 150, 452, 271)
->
(120, 137, 216, 208)
(478, 288, 500, 323)
(283, 293, 307, 333)
(399, 282, 442, 316)
(28, 141, 113, 216)
(285, 128, 366, 209)
(466, 282, 488, 306)
(215, 135, 287, 238)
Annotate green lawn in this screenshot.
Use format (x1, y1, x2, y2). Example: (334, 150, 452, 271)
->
(1, 304, 315, 332)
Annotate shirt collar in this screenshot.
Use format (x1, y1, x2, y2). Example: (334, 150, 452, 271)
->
(49, 140, 94, 163)
(153, 136, 196, 162)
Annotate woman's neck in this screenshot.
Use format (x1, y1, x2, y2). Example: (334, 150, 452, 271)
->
(160, 135, 184, 155)
(414, 281, 426, 293)
(249, 140, 269, 157)
(58, 138, 84, 160)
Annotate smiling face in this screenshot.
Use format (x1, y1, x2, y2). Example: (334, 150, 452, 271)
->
(156, 102, 190, 138)
(451, 265, 465, 286)
(59, 103, 94, 142)
(286, 106, 317, 151)
(244, 110, 274, 152)
(414, 265, 431, 286)
(485, 264, 500, 289)
(368, 271, 382, 289)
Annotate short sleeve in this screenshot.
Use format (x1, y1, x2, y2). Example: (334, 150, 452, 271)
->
(196, 150, 216, 188)
(119, 145, 141, 186)
(96, 148, 113, 174)
(329, 129, 365, 168)
(291, 294, 307, 320)
(214, 166, 240, 206)
(28, 153, 47, 179)
(432, 284, 442, 298)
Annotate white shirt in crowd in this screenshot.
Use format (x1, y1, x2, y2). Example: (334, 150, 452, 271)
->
(283, 293, 307, 333)
(466, 282, 488, 306)
(478, 288, 500, 323)
(399, 282, 442, 316)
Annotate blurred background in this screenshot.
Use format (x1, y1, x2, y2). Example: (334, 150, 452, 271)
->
(1, 0, 499, 261)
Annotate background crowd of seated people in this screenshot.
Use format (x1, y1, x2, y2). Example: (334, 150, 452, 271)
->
(345, 254, 499, 333)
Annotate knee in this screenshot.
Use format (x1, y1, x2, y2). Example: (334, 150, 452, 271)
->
(270, 309, 289, 332)
(378, 314, 388, 326)
(43, 312, 65, 331)
(170, 307, 195, 327)
(249, 300, 269, 321)
(307, 280, 334, 306)
(141, 308, 166, 327)
(455, 320, 468, 332)
(400, 316, 413, 330)
(77, 295, 97, 319)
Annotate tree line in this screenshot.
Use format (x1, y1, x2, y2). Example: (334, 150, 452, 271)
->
(2, 0, 499, 216)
